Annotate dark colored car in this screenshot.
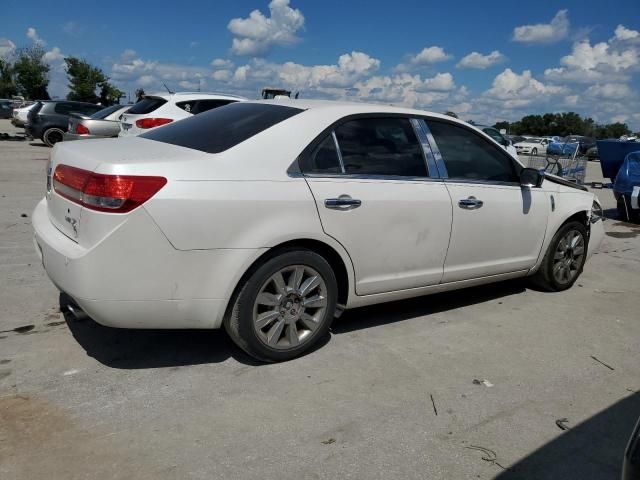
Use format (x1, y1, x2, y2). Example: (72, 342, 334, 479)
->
(613, 151, 640, 222)
(0, 99, 13, 119)
(623, 417, 640, 480)
(565, 135, 597, 154)
(26, 100, 103, 147)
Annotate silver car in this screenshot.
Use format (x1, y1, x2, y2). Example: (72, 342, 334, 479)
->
(64, 104, 132, 141)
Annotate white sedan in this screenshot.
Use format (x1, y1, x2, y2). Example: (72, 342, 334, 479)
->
(33, 100, 605, 362)
(515, 137, 550, 156)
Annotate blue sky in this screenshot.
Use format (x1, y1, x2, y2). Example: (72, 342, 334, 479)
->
(2, 0, 639, 128)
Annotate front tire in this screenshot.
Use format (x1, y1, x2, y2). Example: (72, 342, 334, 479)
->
(532, 148, 538, 156)
(224, 249, 338, 362)
(530, 221, 588, 291)
(42, 127, 64, 147)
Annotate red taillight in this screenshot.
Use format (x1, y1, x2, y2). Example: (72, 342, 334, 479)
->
(75, 123, 90, 135)
(135, 117, 173, 129)
(53, 165, 167, 213)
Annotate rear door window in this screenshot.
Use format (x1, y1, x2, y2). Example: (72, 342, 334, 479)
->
(128, 97, 167, 114)
(303, 134, 342, 174)
(54, 102, 75, 115)
(141, 102, 302, 153)
(193, 99, 235, 114)
(334, 117, 427, 177)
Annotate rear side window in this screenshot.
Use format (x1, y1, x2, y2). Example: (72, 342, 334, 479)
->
(54, 103, 75, 115)
(128, 97, 167, 114)
(176, 99, 235, 115)
(305, 135, 342, 174)
(427, 120, 518, 183)
(90, 104, 123, 119)
(78, 104, 102, 115)
(334, 117, 427, 177)
(141, 102, 302, 153)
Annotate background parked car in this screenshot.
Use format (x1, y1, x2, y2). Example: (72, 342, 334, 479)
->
(613, 151, 640, 222)
(26, 100, 104, 147)
(0, 99, 13, 119)
(119, 92, 247, 136)
(64, 104, 132, 141)
(475, 125, 519, 159)
(586, 145, 599, 160)
(11, 103, 37, 127)
(514, 137, 550, 156)
(565, 135, 596, 154)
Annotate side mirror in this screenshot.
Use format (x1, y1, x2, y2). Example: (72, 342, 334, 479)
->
(520, 168, 544, 188)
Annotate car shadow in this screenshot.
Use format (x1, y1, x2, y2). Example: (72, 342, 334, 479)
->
(496, 392, 639, 479)
(332, 280, 526, 334)
(61, 281, 525, 370)
(59, 293, 263, 369)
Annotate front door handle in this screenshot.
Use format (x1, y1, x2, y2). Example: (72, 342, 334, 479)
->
(458, 196, 484, 210)
(325, 195, 362, 210)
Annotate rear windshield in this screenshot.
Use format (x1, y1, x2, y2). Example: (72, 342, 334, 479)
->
(90, 104, 125, 119)
(141, 102, 303, 154)
(128, 97, 167, 115)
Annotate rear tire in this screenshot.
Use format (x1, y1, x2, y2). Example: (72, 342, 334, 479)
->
(530, 221, 588, 291)
(532, 148, 538, 156)
(224, 249, 338, 362)
(42, 127, 64, 147)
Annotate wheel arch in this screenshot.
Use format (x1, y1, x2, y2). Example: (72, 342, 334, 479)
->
(220, 237, 354, 328)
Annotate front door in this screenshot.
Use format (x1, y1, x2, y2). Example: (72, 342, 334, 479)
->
(425, 118, 549, 283)
(300, 117, 453, 295)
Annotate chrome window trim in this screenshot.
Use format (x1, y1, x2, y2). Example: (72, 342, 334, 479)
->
(331, 130, 346, 174)
(418, 118, 448, 178)
(441, 178, 521, 188)
(302, 172, 444, 182)
(410, 118, 438, 178)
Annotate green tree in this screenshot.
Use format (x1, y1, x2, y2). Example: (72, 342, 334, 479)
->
(65, 57, 105, 103)
(493, 121, 510, 132)
(13, 45, 50, 99)
(99, 82, 124, 106)
(0, 59, 17, 98)
(135, 88, 145, 101)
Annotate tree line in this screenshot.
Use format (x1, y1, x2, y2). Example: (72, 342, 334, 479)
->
(0, 44, 124, 105)
(492, 112, 635, 139)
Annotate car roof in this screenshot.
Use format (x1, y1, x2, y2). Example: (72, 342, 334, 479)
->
(145, 92, 248, 102)
(241, 98, 477, 127)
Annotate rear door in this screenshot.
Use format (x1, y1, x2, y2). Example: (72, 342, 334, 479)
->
(425, 118, 549, 283)
(301, 116, 453, 295)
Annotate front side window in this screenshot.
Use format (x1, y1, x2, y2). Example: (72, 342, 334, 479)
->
(334, 117, 427, 177)
(427, 120, 519, 183)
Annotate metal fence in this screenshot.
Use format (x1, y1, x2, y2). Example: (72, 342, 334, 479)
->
(523, 150, 588, 186)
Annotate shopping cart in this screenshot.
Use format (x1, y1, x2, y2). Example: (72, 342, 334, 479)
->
(524, 145, 587, 185)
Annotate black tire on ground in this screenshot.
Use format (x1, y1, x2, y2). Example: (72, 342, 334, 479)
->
(532, 148, 538, 156)
(224, 249, 338, 362)
(617, 199, 630, 222)
(42, 127, 64, 147)
(529, 220, 588, 292)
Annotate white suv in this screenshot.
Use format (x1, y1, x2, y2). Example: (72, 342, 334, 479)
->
(119, 92, 247, 136)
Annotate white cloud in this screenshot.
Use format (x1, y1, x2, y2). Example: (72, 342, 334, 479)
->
(43, 47, 64, 63)
(586, 83, 633, 100)
(512, 10, 569, 44)
(485, 68, 566, 101)
(396, 46, 451, 71)
(564, 95, 579, 106)
(561, 40, 638, 71)
(0, 38, 15, 58)
(457, 50, 505, 69)
(189, 41, 199, 48)
(211, 58, 234, 69)
(228, 0, 304, 56)
(614, 25, 639, 42)
(26, 27, 45, 45)
(212, 69, 233, 81)
(111, 54, 210, 92)
(422, 72, 455, 91)
(121, 49, 137, 61)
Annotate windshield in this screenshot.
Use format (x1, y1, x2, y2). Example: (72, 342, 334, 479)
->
(90, 104, 125, 119)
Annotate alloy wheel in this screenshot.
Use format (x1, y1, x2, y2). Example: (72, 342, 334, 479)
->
(252, 265, 328, 350)
(552, 229, 585, 285)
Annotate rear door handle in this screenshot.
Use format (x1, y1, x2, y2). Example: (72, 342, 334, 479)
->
(325, 195, 362, 210)
(458, 196, 483, 210)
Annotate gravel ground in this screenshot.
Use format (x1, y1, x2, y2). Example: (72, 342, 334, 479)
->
(1, 119, 638, 479)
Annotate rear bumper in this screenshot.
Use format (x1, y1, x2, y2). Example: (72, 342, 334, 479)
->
(32, 198, 265, 329)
